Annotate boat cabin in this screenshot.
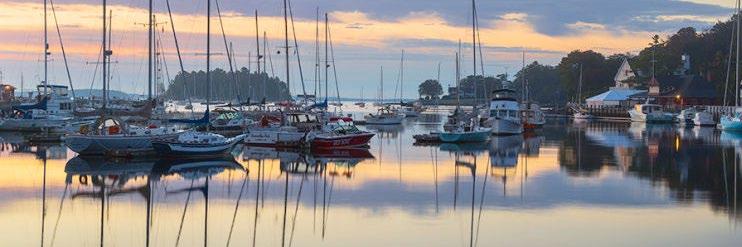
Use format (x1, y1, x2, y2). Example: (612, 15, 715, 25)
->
(635, 104, 664, 114)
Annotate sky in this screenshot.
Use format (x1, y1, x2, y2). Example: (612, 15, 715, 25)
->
(0, 0, 735, 99)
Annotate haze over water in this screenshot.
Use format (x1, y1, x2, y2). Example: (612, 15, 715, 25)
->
(0, 109, 741, 246)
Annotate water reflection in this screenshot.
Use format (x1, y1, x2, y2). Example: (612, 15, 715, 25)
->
(1, 116, 741, 246)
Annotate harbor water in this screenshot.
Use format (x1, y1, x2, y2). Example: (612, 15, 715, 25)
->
(0, 110, 741, 246)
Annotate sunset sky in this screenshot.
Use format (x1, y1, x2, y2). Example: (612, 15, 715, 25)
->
(0, 0, 735, 98)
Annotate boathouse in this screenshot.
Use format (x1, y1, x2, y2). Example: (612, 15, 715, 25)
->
(585, 58, 646, 107)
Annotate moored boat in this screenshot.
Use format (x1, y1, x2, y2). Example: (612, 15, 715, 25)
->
(364, 106, 404, 125)
(312, 119, 375, 148)
(63, 117, 181, 156)
(152, 131, 246, 156)
(628, 104, 675, 123)
(483, 89, 523, 135)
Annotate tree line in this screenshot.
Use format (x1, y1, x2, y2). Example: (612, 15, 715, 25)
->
(420, 14, 741, 106)
(163, 67, 291, 102)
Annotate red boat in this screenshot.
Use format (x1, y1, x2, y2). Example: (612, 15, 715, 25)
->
(311, 120, 375, 149)
(312, 132, 375, 148)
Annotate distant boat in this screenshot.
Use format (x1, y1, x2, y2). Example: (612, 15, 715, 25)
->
(365, 106, 404, 125)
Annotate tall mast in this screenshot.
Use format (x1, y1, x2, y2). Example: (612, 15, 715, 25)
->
(283, 0, 290, 100)
(255, 10, 261, 74)
(380, 67, 384, 103)
(148, 0, 153, 100)
(263, 31, 268, 99)
(472, 0, 477, 77)
(578, 64, 583, 103)
(521, 49, 525, 102)
(206, 0, 211, 130)
(400, 49, 405, 103)
(43, 0, 48, 95)
(737, 0, 740, 107)
(456, 52, 460, 108)
(102, 0, 107, 108)
(324, 13, 329, 103)
(315, 7, 320, 99)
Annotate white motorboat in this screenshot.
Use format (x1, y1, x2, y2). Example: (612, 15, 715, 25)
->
(628, 104, 675, 123)
(244, 113, 317, 147)
(483, 89, 523, 135)
(365, 106, 405, 125)
(573, 111, 593, 120)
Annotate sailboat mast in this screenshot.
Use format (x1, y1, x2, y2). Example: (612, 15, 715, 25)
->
(102, 0, 107, 109)
(206, 0, 211, 130)
(521, 49, 525, 103)
(456, 52, 461, 107)
(43, 0, 48, 95)
(380, 67, 384, 103)
(255, 10, 261, 74)
(471, 0, 476, 77)
(315, 8, 320, 99)
(737, 0, 740, 107)
(148, 0, 153, 100)
(324, 13, 329, 102)
(578, 64, 583, 103)
(400, 50, 405, 103)
(283, 0, 290, 100)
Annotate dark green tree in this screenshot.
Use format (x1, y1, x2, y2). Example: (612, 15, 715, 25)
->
(418, 79, 443, 99)
(512, 61, 563, 105)
(164, 67, 291, 102)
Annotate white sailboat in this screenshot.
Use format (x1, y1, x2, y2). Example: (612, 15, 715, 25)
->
(720, 0, 742, 131)
(365, 67, 404, 125)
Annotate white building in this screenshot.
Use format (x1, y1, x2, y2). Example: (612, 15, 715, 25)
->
(585, 58, 646, 107)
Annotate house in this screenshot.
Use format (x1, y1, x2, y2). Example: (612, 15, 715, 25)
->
(585, 58, 646, 107)
(631, 55, 720, 107)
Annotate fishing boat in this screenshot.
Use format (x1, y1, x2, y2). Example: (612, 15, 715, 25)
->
(628, 103, 674, 123)
(365, 106, 405, 125)
(483, 89, 523, 135)
(152, 131, 245, 156)
(63, 117, 181, 156)
(312, 119, 375, 148)
(521, 102, 545, 129)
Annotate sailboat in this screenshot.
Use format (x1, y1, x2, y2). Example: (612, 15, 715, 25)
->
(152, 0, 245, 157)
(64, 1, 182, 156)
(519, 50, 546, 129)
(365, 67, 404, 125)
(439, 50, 490, 143)
(721, 0, 742, 131)
(572, 64, 593, 120)
(354, 87, 365, 107)
(244, 1, 316, 147)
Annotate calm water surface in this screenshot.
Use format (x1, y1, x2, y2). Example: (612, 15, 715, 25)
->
(1, 110, 741, 246)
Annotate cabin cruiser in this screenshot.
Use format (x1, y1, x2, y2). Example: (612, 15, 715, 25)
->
(64, 116, 182, 156)
(207, 108, 254, 133)
(364, 106, 404, 125)
(483, 89, 523, 135)
(628, 103, 674, 123)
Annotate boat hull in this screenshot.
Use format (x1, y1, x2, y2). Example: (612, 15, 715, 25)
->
(152, 141, 239, 156)
(244, 129, 310, 147)
(311, 132, 375, 148)
(720, 116, 742, 130)
(64, 133, 181, 156)
(439, 130, 490, 143)
(487, 119, 523, 135)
